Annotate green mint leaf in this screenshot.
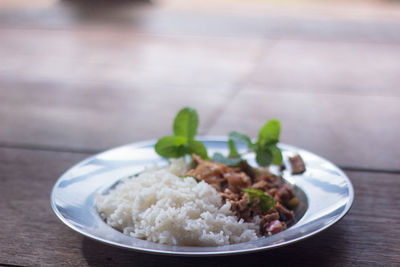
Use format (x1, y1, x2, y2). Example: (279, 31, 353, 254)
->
(155, 136, 187, 158)
(173, 107, 199, 140)
(242, 188, 275, 212)
(187, 140, 208, 159)
(212, 152, 242, 166)
(269, 144, 283, 165)
(258, 119, 280, 147)
(228, 139, 240, 158)
(255, 147, 272, 167)
(229, 131, 254, 149)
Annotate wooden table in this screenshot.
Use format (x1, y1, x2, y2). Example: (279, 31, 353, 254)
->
(1, 0, 400, 266)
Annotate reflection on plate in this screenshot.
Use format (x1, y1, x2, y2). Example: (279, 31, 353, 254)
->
(50, 137, 354, 256)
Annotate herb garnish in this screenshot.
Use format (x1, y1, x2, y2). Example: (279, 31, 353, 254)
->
(211, 152, 242, 166)
(155, 107, 208, 159)
(156, 107, 283, 168)
(242, 188, 275, 212)
(212, 120, 282, 167)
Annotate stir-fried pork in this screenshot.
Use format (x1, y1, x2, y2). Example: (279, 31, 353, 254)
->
(186, 154, 299, 236)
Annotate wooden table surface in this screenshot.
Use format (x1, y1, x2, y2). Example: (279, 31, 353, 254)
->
(1, 0, 400, 266)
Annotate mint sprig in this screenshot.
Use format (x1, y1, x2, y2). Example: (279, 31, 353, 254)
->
(212, 152, 241, 166)
(229, 131, 254, 149)
(211, 139, 242, 166)
(258, 119, 280, 147)
(227, 119, 283, 167)
(173, 107, 199, 140)
(228, 139, 240, 158)
(155, 107, 208, 159)
(155, 136, 187, 158)
(155, 107, 282, 167)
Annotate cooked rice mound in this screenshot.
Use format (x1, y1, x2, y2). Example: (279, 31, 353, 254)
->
(96, 159, 259, 246)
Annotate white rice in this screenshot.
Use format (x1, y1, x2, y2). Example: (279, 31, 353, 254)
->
(96, 159, 260, 246)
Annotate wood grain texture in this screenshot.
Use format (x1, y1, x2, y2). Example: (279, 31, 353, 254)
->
(2, 77, 400, 172)
(0, 28, 264, 89)
(1, 0, 400, 266)
(0, 28, 265, 152)
(0, 78, 232, 152)
(2, 0, 400, 43)
(248, 40, 400, 96)
(207, 89, 400, 170)
(0, 147, 399, 266)
(1, 76, 399, 169)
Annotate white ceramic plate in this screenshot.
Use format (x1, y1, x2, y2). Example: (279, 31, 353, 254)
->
(50, 137, 354, 256)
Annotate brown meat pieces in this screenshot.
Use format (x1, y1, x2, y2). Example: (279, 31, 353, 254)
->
(229, 193, 252, 222)
(254, 171, 282, 189)
(186, 154, 230, 191)
(238, 160, 256, 182)
(186, 154, 251, 193)
(220, 189, 263, 222)
(251, 180, 268, 191)
(260, 209, 282, 235)
(289, 154, 306, 174)
(259, 204, 293, 235)
(219, 188, 239, 202)
(188, 154, 298, 237)
(225, 172, 251, 193)
(275, 183, 296, 207)
(275, 202, 295, 223)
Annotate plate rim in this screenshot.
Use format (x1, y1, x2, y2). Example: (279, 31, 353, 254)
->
(50, 137, 354, 256)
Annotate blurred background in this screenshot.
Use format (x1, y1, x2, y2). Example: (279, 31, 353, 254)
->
(1, 0, 400, 170)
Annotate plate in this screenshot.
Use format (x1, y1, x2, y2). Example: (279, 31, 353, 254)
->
(50, 137, 354, 256)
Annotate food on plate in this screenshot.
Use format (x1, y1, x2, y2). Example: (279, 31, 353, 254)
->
(96, 107, 304, 246)
(289, 154, 306, 174)
(188, 154, 297, 236)
(96, 159, 259, 246)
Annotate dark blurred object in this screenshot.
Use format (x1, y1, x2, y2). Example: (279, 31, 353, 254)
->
(60, 0, 151, 22)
